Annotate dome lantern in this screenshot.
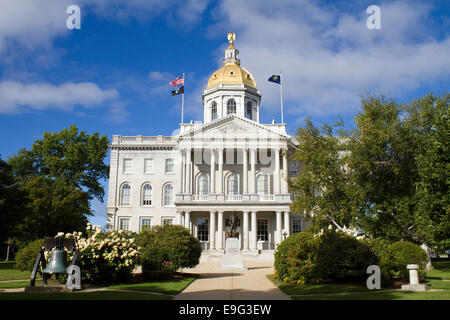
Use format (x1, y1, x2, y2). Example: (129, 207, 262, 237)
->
(202, 33, 262, 124)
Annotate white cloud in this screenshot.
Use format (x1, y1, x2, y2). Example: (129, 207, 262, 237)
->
(0, 81, 120, 114)
(207, 0, 450, 122)
(0, 0, 210, 55)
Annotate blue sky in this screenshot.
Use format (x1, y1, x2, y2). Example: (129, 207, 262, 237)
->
(0, 0, 449, 227)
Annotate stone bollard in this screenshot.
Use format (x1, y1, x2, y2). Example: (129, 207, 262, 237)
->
(407, 264, 419, 285)
(401, 264, 429, 291)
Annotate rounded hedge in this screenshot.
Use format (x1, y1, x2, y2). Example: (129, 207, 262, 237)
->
(274, 231, 378, 284)
(136, 224, 201, 278)
(383, 241, 428, 281)
(14, 239, 45, 272)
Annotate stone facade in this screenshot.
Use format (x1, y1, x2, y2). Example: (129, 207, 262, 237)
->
(105, 35, 310, 255)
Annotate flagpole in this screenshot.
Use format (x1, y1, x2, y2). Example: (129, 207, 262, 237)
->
(280, 71, 284, 124)
(181, 72, 184, 124)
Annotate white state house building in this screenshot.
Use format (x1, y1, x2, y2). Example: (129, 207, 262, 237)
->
(105, 34, 310, 257)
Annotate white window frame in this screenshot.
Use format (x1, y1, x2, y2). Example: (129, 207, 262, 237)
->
(197, 173, 209, 195)
(163, 183, 174, 207)
(141, 183, 152, 207)
(165, 158, 175, 174)
(226, 173, 240, 195)
(144, 158, 154, 174)
(140, 217, 152, 231)
(123, 159, 133, 174)
(227, 98, 236, 114)
(118, 217, 130, 231)
(120, 183, 131, 206)
(256, 173, 270, 195)
(257, 218, 269, 242)
(162, 217, 174, 226)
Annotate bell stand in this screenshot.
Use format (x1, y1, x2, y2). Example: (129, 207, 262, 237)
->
(29, 237, 80, 287)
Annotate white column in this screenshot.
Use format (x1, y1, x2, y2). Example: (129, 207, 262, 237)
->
(274, 148, 280, 194)
(243, 211, 249, 250)
(276, 210, 282, 245)
(185, 149, 192, 194)
(210, 148, 216, 194)
(284, 211, 290, 238)
(185, 211, 191, 233)
(217, 211, 224, 250)
(178, 149, 184, 194)
(218, 148, 223, 194)
(243, 148, 248, 194)
(250, 211, 257, 250)
(209, 211, 216, 250)
(282, 149, 288, 193)
(176, 210, 183, 225)
(250, 148, 256, 194)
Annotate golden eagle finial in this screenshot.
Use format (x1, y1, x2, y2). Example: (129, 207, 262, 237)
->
(227, 32, 236, 48)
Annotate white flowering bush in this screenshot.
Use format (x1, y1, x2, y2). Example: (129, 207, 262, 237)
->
(65, 223, 141, 284)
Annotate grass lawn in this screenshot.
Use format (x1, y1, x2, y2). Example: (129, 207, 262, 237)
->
(108, 276, 197, 295)
(0, 262, 32, 281)
(0, 261, 196, 300)
(269, 260, 450, 300)
(0, 291, 172, 300)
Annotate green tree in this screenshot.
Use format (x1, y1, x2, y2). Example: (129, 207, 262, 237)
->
(8, 125, 109, 242)
(407, 93, 450, 254)
(349, 93, 449, 269)
(289, 118, 354, 231)
(348, 95, 417, 242)
(0, 157, 28, 248)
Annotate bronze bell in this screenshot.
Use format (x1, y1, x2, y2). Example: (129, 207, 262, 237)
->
(43, 249, 67, 274)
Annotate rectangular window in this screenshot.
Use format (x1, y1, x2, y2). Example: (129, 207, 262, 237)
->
(165, 159, 174, 173)
(257, 219, 268, 241)
(119, 218, 130, 231)
(197, 218, 209, 242)
(292, 219, 302, 234)
(123, 159, 132, 174)
(144, 159, 154, 174)
(162, 218, 173, 226)
(140, 218, 152, 231)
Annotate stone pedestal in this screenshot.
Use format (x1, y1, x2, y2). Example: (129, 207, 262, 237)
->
(25, 285, 72, 293)
(401, 264, 429, 291)
(219, 238, 247, 270)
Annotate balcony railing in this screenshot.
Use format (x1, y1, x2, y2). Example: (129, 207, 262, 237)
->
(258, 194, 274, 201)
(193, 195, 209, 201)
(226, 195, 242, 201)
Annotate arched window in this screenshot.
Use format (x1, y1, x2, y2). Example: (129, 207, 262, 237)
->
(227, 173, 239, 195)
(211, 101, 217, 121)
(197, 173, 209, 195)
(227, 99, 236, 114)
(256, 174, 269, 195)
(120, 183, 131, 206)
(142, 183, 152, 206)
(163, 184, 174, 206)
(246, 101, 253, 120)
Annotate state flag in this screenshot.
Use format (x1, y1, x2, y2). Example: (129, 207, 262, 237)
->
(169, 74, 184, 87)
(172, 86, 184, 96)
(268, 74, 281, 84)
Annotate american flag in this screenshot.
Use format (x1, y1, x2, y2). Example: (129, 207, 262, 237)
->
(169, 74, 184, 87)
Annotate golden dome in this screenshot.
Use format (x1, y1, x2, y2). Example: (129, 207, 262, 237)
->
(205, 32, 257, 90)
(206, 64, 257, 90)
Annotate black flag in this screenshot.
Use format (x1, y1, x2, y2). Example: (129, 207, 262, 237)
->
(172, 86, 184, 96)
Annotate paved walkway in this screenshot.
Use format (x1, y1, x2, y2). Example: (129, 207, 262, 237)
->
(174, 260, 290, 300)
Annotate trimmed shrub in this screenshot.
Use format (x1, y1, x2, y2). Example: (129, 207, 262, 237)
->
(274, 230, 378, 284)
(137, 224, 201, 278)
(274, 231, 318, 284)
(383, 241, 428, 281)
(314, 231, 378, 282)
(15, 239, 44, 272)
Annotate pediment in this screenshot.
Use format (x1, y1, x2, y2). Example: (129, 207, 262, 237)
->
(179, 115, 288, 141)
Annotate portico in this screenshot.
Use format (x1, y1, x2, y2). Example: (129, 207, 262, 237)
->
(176, 207, 291, 252)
